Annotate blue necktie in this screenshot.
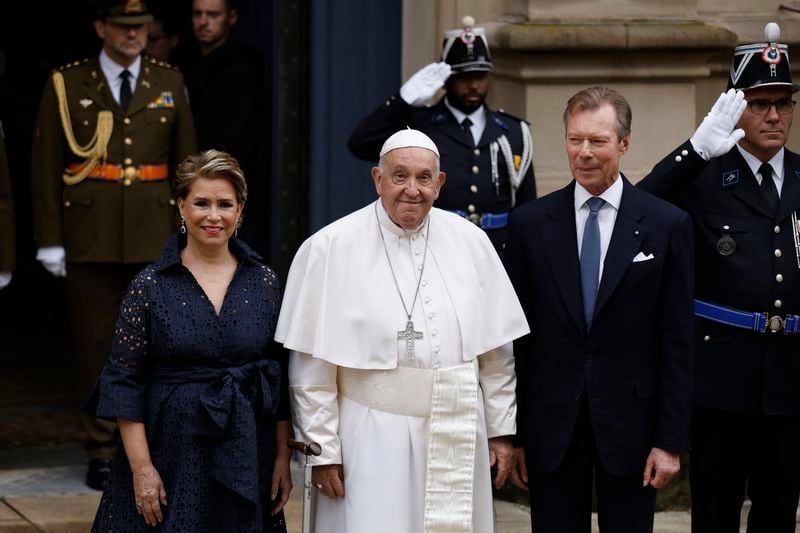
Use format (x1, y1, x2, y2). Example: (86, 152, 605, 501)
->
(580, 197, 605, 332)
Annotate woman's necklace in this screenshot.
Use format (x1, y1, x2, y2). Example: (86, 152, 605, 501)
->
(375, 203, 430, 360)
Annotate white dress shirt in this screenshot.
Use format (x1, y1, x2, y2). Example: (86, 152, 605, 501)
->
(98, 50, 141, 106)
(737, 145, 785, 198)
(444, 98, 486, 146)
(574, 176, 624, 281)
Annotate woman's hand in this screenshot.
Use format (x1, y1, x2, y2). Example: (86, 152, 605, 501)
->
(132, 464, 167, 527)
(271, 420, 294, 515)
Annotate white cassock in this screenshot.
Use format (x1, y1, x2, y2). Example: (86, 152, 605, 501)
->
(275, 200, 529, 533)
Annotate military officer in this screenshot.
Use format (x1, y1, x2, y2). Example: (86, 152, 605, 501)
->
(348, 16, 536, 252)
(0, 122, 14, 290)
(639, 23, 800, 533)
(31, 0, 196, 490)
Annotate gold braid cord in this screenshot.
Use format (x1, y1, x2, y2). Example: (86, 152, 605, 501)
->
(52, 71, 114, 185)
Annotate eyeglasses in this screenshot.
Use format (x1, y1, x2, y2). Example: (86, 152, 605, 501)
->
(746, 98, 796, 116)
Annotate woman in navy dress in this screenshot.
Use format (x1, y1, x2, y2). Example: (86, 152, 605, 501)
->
(86, 150, 292, 531)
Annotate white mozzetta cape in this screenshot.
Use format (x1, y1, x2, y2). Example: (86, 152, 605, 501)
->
(275, 200, 529, 367)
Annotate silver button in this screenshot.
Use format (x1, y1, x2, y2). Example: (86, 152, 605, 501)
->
(675, 155, 683, 162)
(472, 165, 479, 174)
(64, 200, 71, 207)
(431, 329, 437, 337)
(418, 264, 423, 271)
(723, 225, 730, 231)
(775, 249, 782, 258)
(428, 313, 435, 319)
(776, 273, 784, 282)
(424, 297, 431, 304)
(775, 299, 783, 308)
(123, 117, 131, 125)
(434, 348, 441, 354)
(160, 116, 167, 124)
(775, 225, 781, 233)
(470, 185, 478, 193)
(124, 157, 133, 165)
(467, 204, 476, 213)
(473, 148, 480, 156)
(124, 137, 132, 145)
(681, 149, 689, 156)
(421, 280, 428, 287)
(168, 198, 176, 206)
(703, 335, 711, 342)
(415, 250, 421, 256)
(82, 119, 89, 126)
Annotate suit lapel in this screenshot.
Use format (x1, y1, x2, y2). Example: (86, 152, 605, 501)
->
(594, 178, 644, 318)
(84, 57, 118, 113)
(476, 108, 508, 148)
(127, 60, 159, 115)
(727, 149, 776, 219)
(541, 182, 585, 331)
(777, 150, 800, 222)
(431, 101, 473, 148)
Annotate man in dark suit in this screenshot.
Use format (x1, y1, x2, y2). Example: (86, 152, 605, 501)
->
(638, 23, 800, 533)
(504, 86, 694, 533)
(31, 0, 196, 490)
(348, 16, 536, 252)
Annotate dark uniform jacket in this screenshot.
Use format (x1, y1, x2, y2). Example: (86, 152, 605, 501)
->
(0, 129, 14, 272)
(348, 95, 536, 248)
(504, 178, 694, 475)
(639, 141, 800, 415)
(31, 55, 196, 264)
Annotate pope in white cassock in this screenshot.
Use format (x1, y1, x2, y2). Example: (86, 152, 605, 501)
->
(275, 129, 529, 533)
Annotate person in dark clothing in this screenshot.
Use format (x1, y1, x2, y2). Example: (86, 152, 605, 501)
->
(85, 150, 292, 531)
(638, 22, 800, 533)
(184, 0, 268, 254)
(348, 16, 536, 253)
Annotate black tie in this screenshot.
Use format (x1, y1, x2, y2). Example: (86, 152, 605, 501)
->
(461, 117, 474, 146)
(759, 162, 779, 213)
(119, 70, 132, 111)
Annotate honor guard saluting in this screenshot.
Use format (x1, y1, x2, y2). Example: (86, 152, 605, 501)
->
(0, 122, 14, 291)
(30, 0, 196, 490)
(348, 16, 537, 252)
(639, 23, 800, 532)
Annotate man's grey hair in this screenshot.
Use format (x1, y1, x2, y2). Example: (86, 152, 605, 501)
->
(563, 86, 632, 141)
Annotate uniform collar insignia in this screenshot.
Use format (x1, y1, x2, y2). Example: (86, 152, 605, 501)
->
(79, 98, 93, 108)
(431, 113, 446, 124)
(491, 113, 508, 131)
(721, 169, 739, 187)
(141, 79, 151, 89)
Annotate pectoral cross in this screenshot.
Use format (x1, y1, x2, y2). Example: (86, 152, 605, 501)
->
(397, 320, 423, 360)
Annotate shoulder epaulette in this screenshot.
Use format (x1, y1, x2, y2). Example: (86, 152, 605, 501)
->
(495, 108, 530, 125)
(146, 55, 181, 72)
(57, 58, 88, 72)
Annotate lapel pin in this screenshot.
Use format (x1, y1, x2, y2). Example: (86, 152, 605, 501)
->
(79, 98, 93, 108)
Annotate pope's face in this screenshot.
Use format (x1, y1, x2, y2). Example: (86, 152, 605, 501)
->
(738, 86, 794, 161)
(372, 147, 446, 230)
(94, 20, 147, 66)
(178, 176, 243, 249)
(565, 103, 629, 196)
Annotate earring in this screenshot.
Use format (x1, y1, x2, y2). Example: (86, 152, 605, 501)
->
(235, 218, 240, 237)
(180, 216, 186, 234)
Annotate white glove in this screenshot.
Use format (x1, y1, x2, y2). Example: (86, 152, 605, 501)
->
(37, 246, 66, 277)
(0, 272, 11, 290)
(399, 62, 452, 107)
(689, 89, 747, 161)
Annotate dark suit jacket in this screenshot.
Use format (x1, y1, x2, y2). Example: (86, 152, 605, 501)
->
(639, 141, 800, 414)
(504, 177, 694, 477)
(349, 95, 536, 249)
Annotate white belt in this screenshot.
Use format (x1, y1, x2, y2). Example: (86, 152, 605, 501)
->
(337, 362, 479, 533)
